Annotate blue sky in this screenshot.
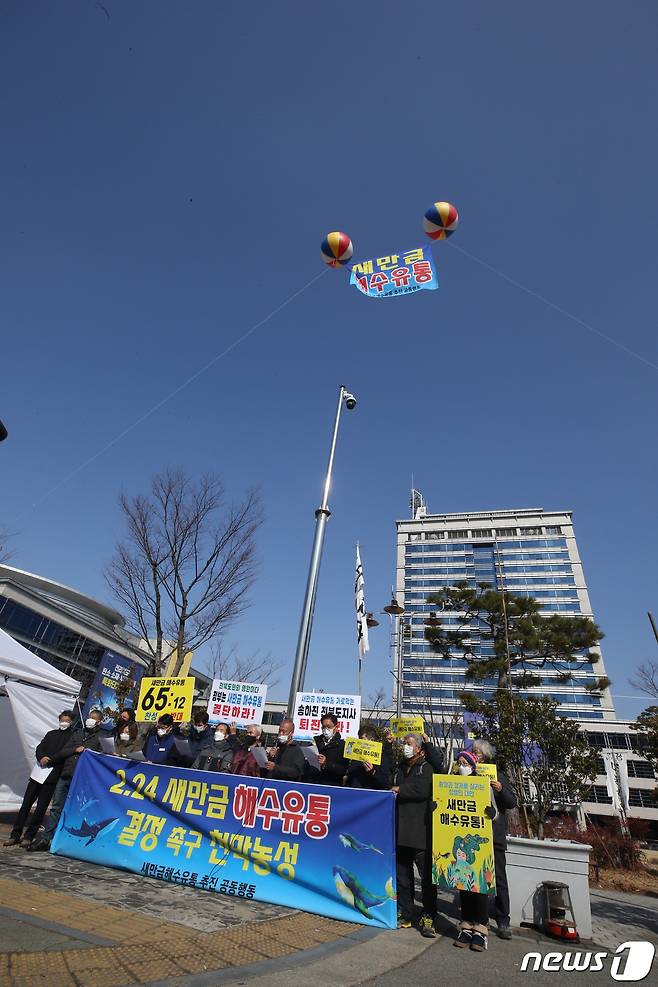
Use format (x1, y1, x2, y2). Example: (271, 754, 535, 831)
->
(1, 1, 657, 719)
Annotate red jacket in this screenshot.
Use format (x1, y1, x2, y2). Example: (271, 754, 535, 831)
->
(231, 747, 262, 777)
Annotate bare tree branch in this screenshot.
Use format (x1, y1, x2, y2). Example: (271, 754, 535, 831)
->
(105, 470, 263, 675)
(205, 637, 282, 688)
(0, 529, 15, 564)
(629, 660, 658, 700)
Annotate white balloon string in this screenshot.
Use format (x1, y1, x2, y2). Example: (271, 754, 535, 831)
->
(15, 267, 329, 522)
(449, 242, 658, 374)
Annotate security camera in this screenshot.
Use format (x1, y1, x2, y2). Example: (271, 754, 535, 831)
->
(343, 392, 357, 410)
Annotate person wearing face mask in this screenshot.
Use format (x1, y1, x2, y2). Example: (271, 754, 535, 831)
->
(450, 749, 498, 952)
(113, 707, 137, 740)
(391, 733, 436, 936)
(231, 725, 265, 777)
(3, 710, 76, 849)
(192, 722, 234, 772)
(28, 709, 104, 852)
(263, 717, 305, 782)
(114, 718, 143, 757)
(471, 739, 517, 941)
(142, 714, 186, 766)
(306, 713, 347, 786)
(188, 712, 214, 756)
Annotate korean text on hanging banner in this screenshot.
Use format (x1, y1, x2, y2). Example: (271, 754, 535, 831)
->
(135, 676, 195, 725)
(82, 651, 144, 730)
(207, 680, 267, 727)
(293, 692, 361, 740)
(51, 751, 396, 928)
(350, 245, 438, 299)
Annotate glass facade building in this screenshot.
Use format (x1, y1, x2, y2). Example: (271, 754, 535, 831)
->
(395, 507, 615, 721)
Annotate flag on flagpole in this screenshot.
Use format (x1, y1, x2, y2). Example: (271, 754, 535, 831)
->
(355, 544, 369, 659)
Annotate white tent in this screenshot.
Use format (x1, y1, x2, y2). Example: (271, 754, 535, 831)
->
(0, 627, 81, 812)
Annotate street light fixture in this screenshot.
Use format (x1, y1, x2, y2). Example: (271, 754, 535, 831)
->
(365, 612, 379, 628)
(287, 386, 357, 715)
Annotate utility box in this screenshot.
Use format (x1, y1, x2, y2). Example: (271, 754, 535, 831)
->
(505, 837, 592, 939)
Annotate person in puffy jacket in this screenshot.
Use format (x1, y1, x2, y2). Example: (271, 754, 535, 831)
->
(192, 723, 234, 773)
(143, 714, 186, 766)
(188, 711, 215, 757)
(263, 718, 305, 782)
(392, 733, 436, 937)
(114, 719, 144, 757)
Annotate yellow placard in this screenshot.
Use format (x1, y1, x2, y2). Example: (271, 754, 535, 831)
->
(136, 676, 195, 724)
(432, 775, 495, 893)
(389, 716, 424, 738)
(344, 737, 382, 765)
(476, 762, 498, 781)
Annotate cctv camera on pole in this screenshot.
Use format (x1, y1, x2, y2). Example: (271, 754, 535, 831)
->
(287, 386, 357, 715)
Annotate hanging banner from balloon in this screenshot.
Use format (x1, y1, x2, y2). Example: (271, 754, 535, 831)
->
(349, 245, 438, 299)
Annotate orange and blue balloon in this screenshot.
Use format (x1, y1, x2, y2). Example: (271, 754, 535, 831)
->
(321, 231, 354, 267)
(423, 202, 458, 240)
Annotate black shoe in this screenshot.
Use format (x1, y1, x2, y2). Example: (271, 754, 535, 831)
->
(470, 931, 488, 952)
(454, 928, 473, 948)
(26, 838, 50, 852)
(419, 913, 437, 938)
(3, 837, 21, 847)
(497, 924, 512, 940)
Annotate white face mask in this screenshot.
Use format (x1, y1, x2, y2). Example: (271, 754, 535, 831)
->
(322, 727, 334, 739)
(278, 733, 290, 744)
(215, 731, 226, 742)
(403, 744, 415, 759)
(85, 718, 97, 729)
(458, 764, 472, 775)
(59, 722, 71, 730)
(157, 728, 169, 737)
(120, 732, 130, 741)
(194, 724, 206, 732)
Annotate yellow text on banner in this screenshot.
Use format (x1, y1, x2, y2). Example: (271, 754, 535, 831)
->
(344, 737, 383, 766)
(136, 676, 195, 725)
(389, 717, 424, 738)
(476, 763, 498, 781)
(432, 775, 495, 894)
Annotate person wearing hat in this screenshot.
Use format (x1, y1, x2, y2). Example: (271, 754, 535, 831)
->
(450, 749, 497, 952)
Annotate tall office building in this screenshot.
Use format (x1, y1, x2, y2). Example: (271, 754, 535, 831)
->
(395, 504, 615, 721)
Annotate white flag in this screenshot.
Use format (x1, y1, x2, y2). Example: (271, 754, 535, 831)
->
(355, 544, 369, 658)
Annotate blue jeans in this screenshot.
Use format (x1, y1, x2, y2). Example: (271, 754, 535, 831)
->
(42, 776, 71, 841)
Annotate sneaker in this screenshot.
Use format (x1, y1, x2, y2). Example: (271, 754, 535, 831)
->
(397, 913, 412, 929)
(419, 913, 437, 938)
(2, 837, 20, 847)
(497, 924, 512, 940)
(454, 928, 473, 948)
(470, 931, 488, 952)
(20, 838, 33, 849)
(26, 838, 50, 852)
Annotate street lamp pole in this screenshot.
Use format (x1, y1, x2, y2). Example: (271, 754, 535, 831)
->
(287, 386, 357, 715)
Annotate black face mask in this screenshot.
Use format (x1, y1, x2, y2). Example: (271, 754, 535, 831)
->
(241, 734, 258, 747)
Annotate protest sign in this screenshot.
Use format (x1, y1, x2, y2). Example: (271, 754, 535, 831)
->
(207, 680, 267, 727)
(432, 775, 495, 894)
(82, 651, 144, 730)
(52, 751, 396, 928)
(476, 763, 498, 781)
(344, 737, 382, 766)
(350, 245, 438, 299)
(135, 676, 194, 725)
(293, 692, 361, 740)
(389, 716, 424, 738)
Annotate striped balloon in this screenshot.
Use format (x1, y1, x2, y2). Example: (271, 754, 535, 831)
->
(321, 231, 354, 267)
(423, 202, 458, 240)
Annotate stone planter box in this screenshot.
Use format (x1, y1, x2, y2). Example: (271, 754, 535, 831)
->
(506, 836, 592, 938)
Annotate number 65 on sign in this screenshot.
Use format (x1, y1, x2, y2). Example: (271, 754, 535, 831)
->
(136, 676, 195, 724)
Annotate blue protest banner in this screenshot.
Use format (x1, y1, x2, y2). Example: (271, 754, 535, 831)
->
(350, 245, 438, 299)
(82, 652, 144, 731)
(51, 752, 397, 928)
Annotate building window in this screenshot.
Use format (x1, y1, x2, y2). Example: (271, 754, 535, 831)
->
(520, 526, 543, 536)
(628, 788, 657, 808)
(587, 785, 613, 804)
(626, 760, 656, 780)
(471, 529, 493, 538)
(446, 530, 469, 539)
(545, 526, 563, 535)
(495, 528, 517, 537)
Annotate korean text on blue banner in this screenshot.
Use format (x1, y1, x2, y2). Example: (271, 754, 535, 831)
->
(51, 751, 397, 928)
(349, 245, 438, 299)
(82, 652, 144, 731)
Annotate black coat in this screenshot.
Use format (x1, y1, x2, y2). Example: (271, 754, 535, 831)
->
(393, 757, 433, 849)
(188, 725, 215, 755)
(492, 769, 517, 848)
(271, 741, 305, 782)
(346, 745, 393, 790)
(49, 725, 104, 780)
(33, 727, 74, 785)
(307, 733, 347, 786)
(192, 738, 234, 773)
(422, 741, 445, 773)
